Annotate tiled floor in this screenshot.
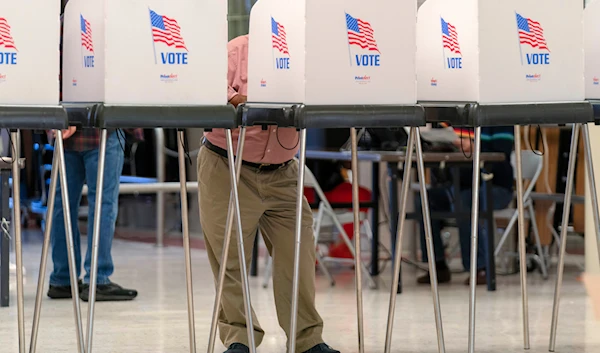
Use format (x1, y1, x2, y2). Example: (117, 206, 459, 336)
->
(1, 237, 598, 353)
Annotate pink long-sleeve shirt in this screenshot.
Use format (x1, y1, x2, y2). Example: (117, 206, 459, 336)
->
(204, 35, 299, 164)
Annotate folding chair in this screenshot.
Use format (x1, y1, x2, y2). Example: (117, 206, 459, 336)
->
(494, 150, 547, 279)
(263, 162, 377, 289)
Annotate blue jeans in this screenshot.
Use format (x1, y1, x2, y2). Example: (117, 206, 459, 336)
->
(416, 184, 513, 271)
(50, 131, 124, 286)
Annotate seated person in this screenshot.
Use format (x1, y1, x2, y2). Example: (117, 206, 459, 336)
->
(416, 126, 514, 285)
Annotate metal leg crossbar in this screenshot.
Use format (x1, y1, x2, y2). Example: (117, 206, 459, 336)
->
(231, 102, 435, 353)
(213, 126, 309, 353)
(549, 123, 600, 352)
(420, 101, 594, 353)
(384, 127, 445, 353)
(2, 104, 75, 353)
(84, 128, 242, 353)
(76, 103, 239, 353)
(207, 127, 248, 353)
(29, 130, 86, 353)
(467, 126, 528, 353)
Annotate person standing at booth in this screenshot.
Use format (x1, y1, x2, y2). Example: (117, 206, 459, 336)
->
(197, 34, 340, 353)
(47, 8, 140, 301)
(416, 126, 514, 285)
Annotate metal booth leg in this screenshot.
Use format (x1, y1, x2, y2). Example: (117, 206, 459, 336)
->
(384, 127, 416, 353)
(30, 131, 86, 353)
(549, 124, 581, 351)
(177, 130, 197, 353)
(350, 128, 365, 353)
(207, 127, 248, 353)
(415, 127, 446, 353)
(581, 124, 600, 268)
(514, 125, 530, 350)
(467, 127, 482, 353)
(225, 129, 257, 353)
(288, 129, 307, 353)
(29, 139, 59, 353)
(86, 129, 108, 353)
(11, 130, 25, 353)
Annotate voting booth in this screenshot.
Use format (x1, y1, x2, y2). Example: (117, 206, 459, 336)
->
(585, 0, 600, 99)
(0, 2, 60, 105)
(247, 0, 417, 105)
(0, 4, 75, 353)
(57, 2, 237, 353)
(416, 0, 584, 103)
(243, 3, 448, 353)
(62, 0, 227, 105)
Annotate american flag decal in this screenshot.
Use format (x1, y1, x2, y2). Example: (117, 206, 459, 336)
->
(516, 13, 549, 51)
(80, 14, 94, 53)
(150, 9, 187, 51)
(271, 17, 289, 55)
(441, 18, 460, 55)
(346, 13, 379, 53)
(0, 17, 17, 51)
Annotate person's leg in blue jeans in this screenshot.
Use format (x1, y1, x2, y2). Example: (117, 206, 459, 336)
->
(48, 151, 86, 298)
(457, 186, 513, 284)
(79, 131, 137, 301)
(81, 131, 123, 285)
(416, 186, 453, 283)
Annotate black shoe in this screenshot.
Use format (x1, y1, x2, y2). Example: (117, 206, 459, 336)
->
(224, 343, 249, 353)
(80, 281, 138, 302)
(464, 270, 487, 286)
(47, 280, 83, 299)
(417, 264, 451, 284)
(302, 343, 340, 353)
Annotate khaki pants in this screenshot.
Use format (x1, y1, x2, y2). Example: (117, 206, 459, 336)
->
(197, 147, 324, 351)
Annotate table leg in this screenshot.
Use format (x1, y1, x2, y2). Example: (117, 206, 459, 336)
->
(371, 162, 380, 276)
(388, 162, 401, 293)
(468, 127, 482, 353)
(0, 170, 8, 308)
(484, 177, 496, 292)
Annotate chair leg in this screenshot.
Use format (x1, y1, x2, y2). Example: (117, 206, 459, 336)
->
(316, 248, 336, 286)
(494, 210, 518, 258)
(528, 203, 548, 279)
(364, 218, 391, 258)
(313, 206, 335, 286)
(328, 208, 377, 289)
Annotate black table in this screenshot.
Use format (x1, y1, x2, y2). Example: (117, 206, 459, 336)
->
(302, 150, 505, 292)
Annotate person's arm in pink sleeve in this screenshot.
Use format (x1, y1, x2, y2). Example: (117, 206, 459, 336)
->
(226, 41, 247, 107)
(227, 44, 240, 102)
